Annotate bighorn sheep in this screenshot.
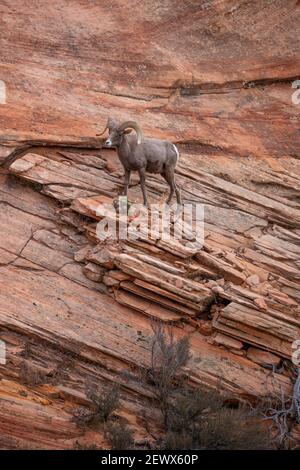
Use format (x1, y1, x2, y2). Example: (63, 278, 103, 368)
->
(98, 118, 181, 206)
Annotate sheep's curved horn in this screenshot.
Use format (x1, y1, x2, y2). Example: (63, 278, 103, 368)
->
(96, 120, 108, 136)
(118, 121, 143, 145)
(96, 117, 114, 137)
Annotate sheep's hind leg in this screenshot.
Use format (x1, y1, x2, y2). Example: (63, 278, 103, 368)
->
(174, 179, 181, 205)
(138, 168, 148, 207)
(162, 168, 180, 205)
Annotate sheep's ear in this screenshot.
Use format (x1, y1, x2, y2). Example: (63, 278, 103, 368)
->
(123, 129, 133, 134)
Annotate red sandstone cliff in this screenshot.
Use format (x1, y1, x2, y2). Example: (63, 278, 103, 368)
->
(0, 0, 300, 449)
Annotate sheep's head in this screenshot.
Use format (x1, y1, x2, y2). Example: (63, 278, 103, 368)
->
(97, 118, 142, 147)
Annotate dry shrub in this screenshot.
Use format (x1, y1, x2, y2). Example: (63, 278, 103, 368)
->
(160, 383, 272, 450)
(73, 441, 99, 450)
(195, 408, 272, 450)
(72, 384, 120, 427)
(167, 386, 223, 432)
(162, 431, 194, 450)
(72, 407, 95, 427)
(258, 369, 300, 448)
(86, 384, 120, 424)
(143, 321, 272, 450)
(19, 361, 47, 386)
(104, 421, 133, 450)
(72, 384, 135, 450)
(163, 404, 271, 450)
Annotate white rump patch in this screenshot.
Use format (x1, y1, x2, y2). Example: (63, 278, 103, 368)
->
(173, 144, 179, 162)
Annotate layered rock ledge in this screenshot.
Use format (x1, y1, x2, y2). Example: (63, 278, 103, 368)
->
(0, 140, 299, 448)
(0, 0, 300, 449)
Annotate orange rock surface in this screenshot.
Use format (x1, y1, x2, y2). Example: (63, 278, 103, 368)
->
(0, 0, 300, 449)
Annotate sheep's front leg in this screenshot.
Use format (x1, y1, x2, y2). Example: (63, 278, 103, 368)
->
(122, 169, 131, 196)
(138, 168, 148, 207)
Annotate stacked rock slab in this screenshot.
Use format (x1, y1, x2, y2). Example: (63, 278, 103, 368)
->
(0, 143, 298, 448)
(7, 148, 300, 358)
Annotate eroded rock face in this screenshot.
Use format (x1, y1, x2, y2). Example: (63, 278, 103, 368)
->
(0, 0, 300, 449)
(0, 0, 300, 156)
(0, 142, 299, 448)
